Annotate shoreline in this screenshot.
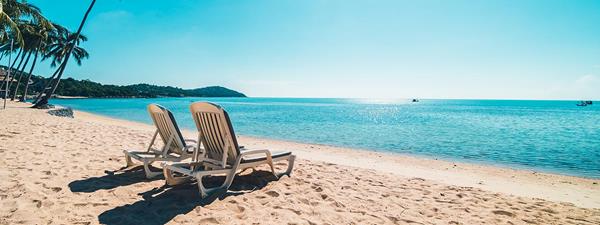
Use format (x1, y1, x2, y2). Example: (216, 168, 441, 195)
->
(61, 104, 598, 180)
(71, 103, 600, 209)
(238, 134, 598, 180)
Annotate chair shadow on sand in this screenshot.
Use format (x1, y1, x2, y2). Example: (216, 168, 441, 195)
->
(68, 166, 163, 193)
(98, 170, 279, 225)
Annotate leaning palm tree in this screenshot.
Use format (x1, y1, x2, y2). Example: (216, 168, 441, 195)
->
(42, 29, 88, 67)
(31, 23, 70, 103)
(32, 26, 88, 104)
(6, 21, 33, 99)
(11, 21, 41, 100)
(21, 22, 50, 101)
(10, 46, 31, 100)
(33, 0, 95, 108)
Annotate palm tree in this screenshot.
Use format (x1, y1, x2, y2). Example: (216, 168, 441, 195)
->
(32, 26, 88, 104)
(1, 0, 52, 99)
(21, 22, 50, 101)
(42, 27, 88, 67)
(11, 21, 39, 100)
(31, 23, 70, 103)
(0, 0, 52, 45)
(33, 0, 95, 108)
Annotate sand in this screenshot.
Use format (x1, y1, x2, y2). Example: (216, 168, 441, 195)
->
(1, 101, 599, 225)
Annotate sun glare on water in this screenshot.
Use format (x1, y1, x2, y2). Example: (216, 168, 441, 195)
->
(350, 98, 415, 105)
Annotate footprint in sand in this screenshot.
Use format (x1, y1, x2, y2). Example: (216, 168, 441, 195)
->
(32, 200, 42, 208)
(198, 217, 219, 224)
(492, 210, 515, 217)
(255, 195, 267, 199)
(540, 208, 558, 214)
(227, 204, 246, 213)
(312, 186, 323, 192)
(265, 190, 280, 197)
(320, 194, 328, 200)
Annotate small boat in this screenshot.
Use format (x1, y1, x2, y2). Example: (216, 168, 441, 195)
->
(412, 99, 419, 102)
(585, 100, 593, 105)
(576, 101, 588, 106)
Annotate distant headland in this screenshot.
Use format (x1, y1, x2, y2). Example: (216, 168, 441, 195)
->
(52, 77, 247, 98)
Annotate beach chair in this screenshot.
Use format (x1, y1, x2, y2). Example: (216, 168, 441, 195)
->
(162, 102, 295, 198)
(123, 104, 196, 178)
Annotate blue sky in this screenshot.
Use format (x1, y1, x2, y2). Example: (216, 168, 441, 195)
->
(27, 0, 600, 99)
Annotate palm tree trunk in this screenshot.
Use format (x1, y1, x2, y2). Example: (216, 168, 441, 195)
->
(32, 63, 63, 104)
(6, 49, 26, 92)
(9, 48, 22, 69)
(2, 39, 13, 105)
(21, 51, 39, 102)
(2, 48, 22, 96)
(11, 50, 33, 100)
(33, 0, 96, 108)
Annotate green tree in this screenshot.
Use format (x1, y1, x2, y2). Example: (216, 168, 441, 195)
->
(1, 0, 52, 100)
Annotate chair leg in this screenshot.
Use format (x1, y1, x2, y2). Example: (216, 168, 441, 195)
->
(142, 159, 162, 178)
(195, 174, 210, 198)
(195, 174, 222, 198)
(124, 151, 136, 167)
(194, 168, 237, 198)
(279, 155, 296, 177)
(163, 167, 190, 185)
(267, 159, 276, 177)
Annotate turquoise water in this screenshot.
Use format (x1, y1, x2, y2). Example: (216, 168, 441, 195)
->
(51, 98, 600, 178)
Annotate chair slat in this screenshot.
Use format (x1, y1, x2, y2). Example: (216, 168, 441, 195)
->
(190, 102, 242, 166)
(147, 104, 186, 155)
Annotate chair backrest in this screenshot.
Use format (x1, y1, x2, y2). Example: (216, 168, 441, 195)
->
(147, 104, 187, 155)
(189, 102, 240, 166)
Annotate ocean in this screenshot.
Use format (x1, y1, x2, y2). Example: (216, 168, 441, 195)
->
(51, 98, 600, 178)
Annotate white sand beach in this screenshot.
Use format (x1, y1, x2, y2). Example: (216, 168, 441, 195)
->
(1, 101, 599, 225)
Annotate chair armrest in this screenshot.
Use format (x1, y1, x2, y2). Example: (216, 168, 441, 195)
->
(239, 149, 271, 157)
(148, 148, 163, 155)
(234, 149, 276, 176)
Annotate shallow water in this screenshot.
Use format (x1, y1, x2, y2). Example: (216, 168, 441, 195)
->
(51, 98, 600, 178)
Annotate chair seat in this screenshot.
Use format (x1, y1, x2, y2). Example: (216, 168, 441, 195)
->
(125, 150, 180, 160)
(241, 151, 292, 163)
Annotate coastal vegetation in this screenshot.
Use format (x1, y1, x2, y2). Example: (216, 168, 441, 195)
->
(3, 69, 246, 98)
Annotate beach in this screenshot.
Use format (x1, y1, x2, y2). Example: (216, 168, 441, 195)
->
(1, 101, 599, 224)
